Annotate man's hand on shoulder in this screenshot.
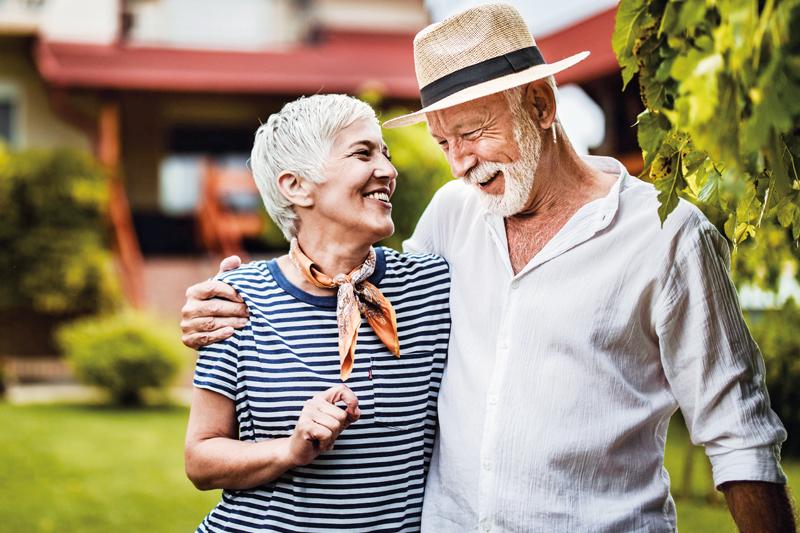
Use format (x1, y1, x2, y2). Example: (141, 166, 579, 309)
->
(181, 256, 250, 350)
(720, 480, 797, 533)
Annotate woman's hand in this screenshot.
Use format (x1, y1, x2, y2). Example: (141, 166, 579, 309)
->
(288, 385, 361, 466)
(185, 385, 360, 491)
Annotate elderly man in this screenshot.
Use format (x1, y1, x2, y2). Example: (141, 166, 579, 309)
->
(181, 3, 796, 532)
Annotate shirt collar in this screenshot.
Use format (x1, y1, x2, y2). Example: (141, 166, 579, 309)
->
(480, 155, 631, 276)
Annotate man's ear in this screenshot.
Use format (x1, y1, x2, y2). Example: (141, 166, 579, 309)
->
(524, 80, 557, 131)
(276, 171, 314, 207)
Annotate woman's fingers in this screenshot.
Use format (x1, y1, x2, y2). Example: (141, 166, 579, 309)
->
(317, 384, 361, 425)
(290, 386, 360, 464)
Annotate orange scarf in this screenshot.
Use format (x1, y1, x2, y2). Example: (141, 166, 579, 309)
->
(289, 238, 400, 381)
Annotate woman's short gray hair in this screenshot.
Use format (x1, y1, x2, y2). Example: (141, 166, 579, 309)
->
(250, 94, 379, 240)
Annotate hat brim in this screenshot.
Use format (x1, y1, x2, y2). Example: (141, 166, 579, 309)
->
(383, 51, 590, 129)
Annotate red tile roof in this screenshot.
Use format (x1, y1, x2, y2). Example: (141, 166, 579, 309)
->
(34, 7, 619, 99)
(536, 6, 619, 85)
(35, 30, 420, 98)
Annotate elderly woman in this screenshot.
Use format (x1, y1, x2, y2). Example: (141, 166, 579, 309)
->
(184, 94, 450, 533)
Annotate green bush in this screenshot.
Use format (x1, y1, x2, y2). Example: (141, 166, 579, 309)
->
(746, 299, 800, 457)
(377, 107, 454, 251)
(0, 145, 120, 315)
(57, 311, 184, 405)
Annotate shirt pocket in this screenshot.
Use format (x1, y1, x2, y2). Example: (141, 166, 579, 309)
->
(371, 350, 434, 431)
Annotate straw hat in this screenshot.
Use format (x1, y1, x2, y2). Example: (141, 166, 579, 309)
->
(383, 2, 589, 129)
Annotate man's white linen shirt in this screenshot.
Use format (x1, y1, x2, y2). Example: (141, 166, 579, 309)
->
(404, 155, 787, 532)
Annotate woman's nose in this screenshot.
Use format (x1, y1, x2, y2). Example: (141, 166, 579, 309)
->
(376, 156, 398, 180)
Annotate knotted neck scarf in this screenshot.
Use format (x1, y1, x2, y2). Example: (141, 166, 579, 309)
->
(289, 238, 400, 381)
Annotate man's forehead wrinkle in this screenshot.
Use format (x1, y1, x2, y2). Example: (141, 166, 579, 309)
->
(429, 109, 487, 138)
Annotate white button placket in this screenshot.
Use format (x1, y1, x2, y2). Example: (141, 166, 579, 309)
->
(478, 275, 522, 531)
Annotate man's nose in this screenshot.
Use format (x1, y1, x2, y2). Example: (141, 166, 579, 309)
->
(447, 143, 478, 180)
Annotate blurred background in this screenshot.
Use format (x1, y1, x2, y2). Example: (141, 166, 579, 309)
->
(0, 0, 798, 531)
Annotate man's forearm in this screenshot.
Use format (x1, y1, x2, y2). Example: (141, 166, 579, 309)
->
(720, 481, 797, 533)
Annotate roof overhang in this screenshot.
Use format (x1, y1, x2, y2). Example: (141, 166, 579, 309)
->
(537, 6, 619, 85)
(33, 6, 619, 100)
(34, 30, 420, 99)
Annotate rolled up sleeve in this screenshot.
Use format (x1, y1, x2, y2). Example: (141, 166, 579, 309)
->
(655, 224, 787, 488)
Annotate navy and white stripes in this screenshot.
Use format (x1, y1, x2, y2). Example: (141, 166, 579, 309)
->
(194, 248, 450, 532)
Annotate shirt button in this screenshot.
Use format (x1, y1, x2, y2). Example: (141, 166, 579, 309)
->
(511, 279, 519, 289)
(489, 395, 498, 404)
(483, 523, 492, 532)
(500, 340, 509, 348)
(483, 460, 492, 470)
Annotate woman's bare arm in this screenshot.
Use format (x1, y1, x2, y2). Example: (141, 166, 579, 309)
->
(185, 384, 360, 491)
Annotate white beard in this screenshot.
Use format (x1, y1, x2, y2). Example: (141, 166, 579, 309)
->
(464, 104, 543, 217)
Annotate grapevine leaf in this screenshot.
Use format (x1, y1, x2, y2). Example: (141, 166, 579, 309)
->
(653, 152, 686, 225)
(637, 110, 672, 173)
(734, 222, 757, 243)
(683, 146, 707, 177)
(677, 0, 708, 29)
(776, 193, 799, 228)
(794, 212, 800, 241)
(658, 1, 682, 38)
(613, 0, 656, 89)
(743, 55, 800, 150)
(697, 162, 727, 212)
(724, 213, 737, 241)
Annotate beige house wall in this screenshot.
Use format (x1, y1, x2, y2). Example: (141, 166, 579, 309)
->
(0, 37, 92, 152)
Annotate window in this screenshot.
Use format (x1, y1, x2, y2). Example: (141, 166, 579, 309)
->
(0, 82, 23, 147)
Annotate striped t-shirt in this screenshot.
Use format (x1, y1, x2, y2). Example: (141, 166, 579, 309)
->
(194, 247, 450, 533)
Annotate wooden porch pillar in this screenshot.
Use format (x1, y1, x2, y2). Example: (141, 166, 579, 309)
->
(98, 100, 145, 309)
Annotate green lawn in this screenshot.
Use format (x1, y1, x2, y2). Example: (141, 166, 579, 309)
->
(0, 402, 797, 532)
(0, 403, 220, 533)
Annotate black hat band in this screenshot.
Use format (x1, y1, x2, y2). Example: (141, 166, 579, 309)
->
(419, 46, 547, 108)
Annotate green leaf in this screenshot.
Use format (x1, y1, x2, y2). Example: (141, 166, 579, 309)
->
(697, 161, 728, 212)
(637, 110, 672, 173)
(724, 213, 737, 241)
(613, 0, 657, 89)
(776, 193, 799, 228)
(677, 0, 708, 29)
(654, 152, 686, 225)
(733, 222, 757, 243)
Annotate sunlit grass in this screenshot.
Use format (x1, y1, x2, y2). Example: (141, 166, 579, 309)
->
(0, 403, 797, 532)
(666, 414, 800, 532)
(0, 402, 219, 533)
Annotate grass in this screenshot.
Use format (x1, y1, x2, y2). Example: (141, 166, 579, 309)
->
(0, 402, 797, 532)
(666, 415, 800, 532)
(0, 402, 220, 533)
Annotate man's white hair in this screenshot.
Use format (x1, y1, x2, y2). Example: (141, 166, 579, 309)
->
(249, 94, 379, 240)
(502, 75, 560, 124)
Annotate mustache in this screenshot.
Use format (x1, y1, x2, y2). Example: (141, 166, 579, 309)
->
(465, 161, 504, 185)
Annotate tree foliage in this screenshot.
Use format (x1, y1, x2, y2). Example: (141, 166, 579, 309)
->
(613, 0, 800, 248)
(0, 146, 121, 315)
(376, 106, 454, 251)
(746, 300, 800, 456)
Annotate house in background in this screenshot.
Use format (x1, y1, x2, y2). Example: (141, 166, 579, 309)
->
(0, 0, 640, 312)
